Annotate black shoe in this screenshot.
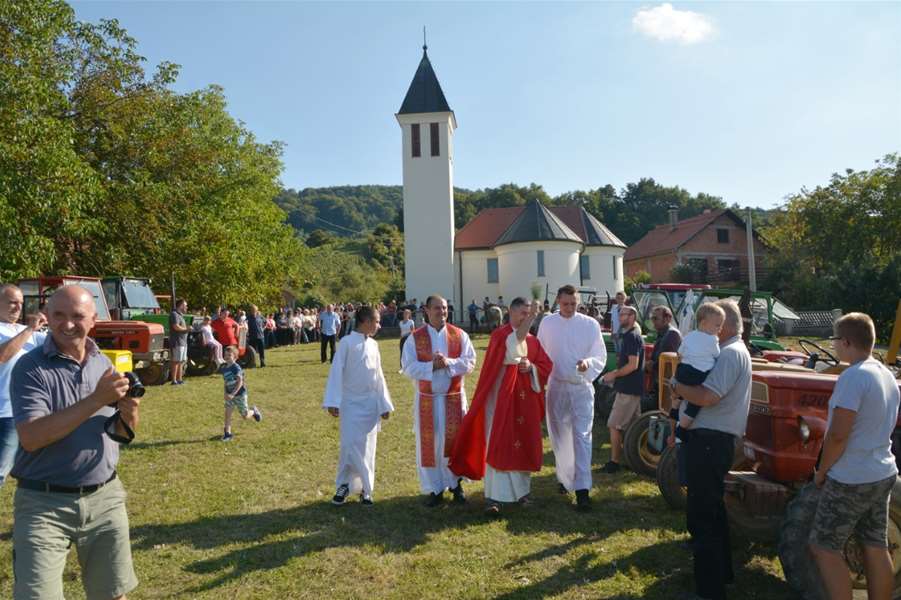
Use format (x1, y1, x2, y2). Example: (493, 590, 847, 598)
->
(600, 460, 621, 474)
(451, 481, 466, 504)
(557, 483, 569, 495)
(331, 484, 350, 506)
(360, 493, 373, 506)
(575, 489, 592, 512)
(485, 500, 501, 515)
(425, 492, 444, 507)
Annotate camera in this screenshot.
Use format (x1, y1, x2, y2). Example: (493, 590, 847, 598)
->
(124, 371, 145, 398)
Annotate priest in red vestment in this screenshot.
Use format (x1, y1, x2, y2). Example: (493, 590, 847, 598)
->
(449, 297, 553, 513)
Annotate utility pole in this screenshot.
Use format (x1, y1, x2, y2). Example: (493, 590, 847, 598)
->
(746, 208, 757, 291)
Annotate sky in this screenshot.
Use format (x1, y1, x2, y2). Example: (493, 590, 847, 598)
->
(71, 1, 901, 209)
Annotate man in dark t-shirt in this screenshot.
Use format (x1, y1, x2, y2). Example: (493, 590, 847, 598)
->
(600, 304, 645, 473)
(647, 305, 682, 385)
(169, 298, 189, 385)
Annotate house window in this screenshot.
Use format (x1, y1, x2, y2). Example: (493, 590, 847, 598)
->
(717, 258, 741, 280)
(717, 228, 730, 244)
(411, 124, 421, 158)
(687, 257, 708, 281)
(430, 122, 440, 156)
(537, 250, 545, 277)
(487, 258, 499, 283)
(580, 255, 590, 280)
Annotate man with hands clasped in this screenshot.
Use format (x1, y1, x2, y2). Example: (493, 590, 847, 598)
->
(10, 285, 140, 600)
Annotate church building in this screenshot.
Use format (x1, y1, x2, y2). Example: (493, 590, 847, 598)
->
(397, 45, 626, 309)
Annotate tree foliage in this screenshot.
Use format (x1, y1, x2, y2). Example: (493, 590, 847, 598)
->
(1, 0, 307, 308)
(761, 154, 901, 340)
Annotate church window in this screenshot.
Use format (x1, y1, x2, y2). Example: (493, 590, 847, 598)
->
(580, 255, 590, 280)
(487, 258, 499, 283)
(537, 250, 545, 277)
(612, 256, 618, 280)
(430, 122, 440, 156)
(411, 124, 421, 157)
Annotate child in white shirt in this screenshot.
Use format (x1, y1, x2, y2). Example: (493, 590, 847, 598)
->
(200, 316, 224, 366)
(673, 303, 726, 433)
(397, 309, 416, 369)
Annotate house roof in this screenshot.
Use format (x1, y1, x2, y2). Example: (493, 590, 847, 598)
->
(623, 208, 762, 261)
(495, 200, 583, 247)
(454, 202, 622, 250)
(398, 48, 452, 115)
(552, 206, 627, 248)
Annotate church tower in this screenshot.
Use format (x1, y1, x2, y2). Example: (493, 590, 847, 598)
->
(396, 43, 457, 306)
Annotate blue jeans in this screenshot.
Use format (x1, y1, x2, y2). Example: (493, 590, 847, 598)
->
(0, 417, 18, 486)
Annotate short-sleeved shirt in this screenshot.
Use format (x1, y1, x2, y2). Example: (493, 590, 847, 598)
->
(219, 362, 245, 396)
(682, 336, 752, 437)
(0, 322, 47, 418)
(319, 312, 340, 336)
(10, 336, 119, 486)
(211, 317, 238, 346)
(826, 358, 900, 485)
(247, 314, 265, 340)
(468, 304, 479, 317)
(679, 330, 720, 372)
(611, 305, 622, 334)
(399, 319, 415, 337)
(169, 310, 187, 349)
(614, 327, 645, 396)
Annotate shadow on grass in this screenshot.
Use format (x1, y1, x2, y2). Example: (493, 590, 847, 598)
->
(125, 437, 217, 451)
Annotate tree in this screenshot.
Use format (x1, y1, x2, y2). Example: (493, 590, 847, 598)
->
(305, 229, 335, 248)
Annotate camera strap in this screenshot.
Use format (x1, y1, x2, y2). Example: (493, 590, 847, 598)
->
(104, 411, 135, 445)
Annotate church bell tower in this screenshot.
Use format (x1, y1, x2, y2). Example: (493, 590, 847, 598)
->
(396, 42, 457, 306)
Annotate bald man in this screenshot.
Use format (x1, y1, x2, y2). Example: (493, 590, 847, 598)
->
(10, 286, 140, 600)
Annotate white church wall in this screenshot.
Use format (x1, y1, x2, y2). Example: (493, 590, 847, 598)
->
(397, 112, 456, 305)
(495, 241, 581, 302)
(581, 247, 626, 297)
(458, 249, 500, 307)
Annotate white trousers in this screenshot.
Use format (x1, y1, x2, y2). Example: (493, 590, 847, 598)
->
(545, 379, 595, 492)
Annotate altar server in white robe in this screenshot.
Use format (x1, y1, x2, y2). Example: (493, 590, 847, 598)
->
(323, 306, 394, 506)
(401, 295, 477, 507)
(537, 284, 607, 512)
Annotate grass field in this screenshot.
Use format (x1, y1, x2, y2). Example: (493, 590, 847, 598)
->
(0, 334, 800, 599)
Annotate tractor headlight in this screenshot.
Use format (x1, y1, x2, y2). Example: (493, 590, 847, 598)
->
(799, 419, 811, 443)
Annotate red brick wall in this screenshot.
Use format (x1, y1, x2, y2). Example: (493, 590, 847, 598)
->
(625, 254, 677, 282)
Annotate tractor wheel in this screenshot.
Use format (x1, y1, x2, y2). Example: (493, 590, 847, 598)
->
(622, 410, 666, 477)
(239, 346, 258, 369)
(594, 383, 616, 423)
(656, 444, 686, 510)
(778, 483, 827, 600)
(136, 363, 169, 386)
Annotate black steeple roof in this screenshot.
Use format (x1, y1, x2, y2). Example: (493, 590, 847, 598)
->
(580, 207, 627, 247)
(398, 47, 452, 115)
(495, 199, 583, 247)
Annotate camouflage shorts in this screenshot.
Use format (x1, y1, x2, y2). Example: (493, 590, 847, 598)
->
(809, 475, 896, 552)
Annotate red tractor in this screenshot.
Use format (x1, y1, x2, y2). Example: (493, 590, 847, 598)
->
(18, 276, 170, 385)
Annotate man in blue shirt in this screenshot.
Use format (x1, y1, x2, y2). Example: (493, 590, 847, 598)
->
(318, 304, 341, 364)
(247, 304, 266, 367)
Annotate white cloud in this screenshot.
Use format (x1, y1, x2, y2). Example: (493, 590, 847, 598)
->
(632, 3, 716, 45)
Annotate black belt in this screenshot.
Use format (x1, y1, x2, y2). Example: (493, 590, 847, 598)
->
(16, 472, 117, 495)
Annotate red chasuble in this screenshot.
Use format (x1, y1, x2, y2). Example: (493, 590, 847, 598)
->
(449, 323, 553, 480)
(414, 324, 464, 467)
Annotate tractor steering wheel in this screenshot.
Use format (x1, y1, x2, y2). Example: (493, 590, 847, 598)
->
(798, 339, 839, 367)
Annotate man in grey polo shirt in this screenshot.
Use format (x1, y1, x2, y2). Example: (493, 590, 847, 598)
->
(10, 286, 140, 600)
(671, 299, 751, 600)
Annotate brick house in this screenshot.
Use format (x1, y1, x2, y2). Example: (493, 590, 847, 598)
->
(623, 208, 768, 284)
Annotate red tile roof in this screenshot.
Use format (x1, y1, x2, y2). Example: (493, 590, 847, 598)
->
(455, 204, 625, 250)
(623, 209, 727, 261)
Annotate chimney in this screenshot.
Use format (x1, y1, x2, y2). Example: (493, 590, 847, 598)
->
(668, 206, 679, 230)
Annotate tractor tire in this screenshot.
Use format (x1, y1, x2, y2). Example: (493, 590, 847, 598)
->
(778, 483, 827, 600)
(623, 410, 666, 477)
(136, 363, 169, 386)
(594, 382, 616, 423)
(656, 444, 686, 510)
(239, 346, 258, 369)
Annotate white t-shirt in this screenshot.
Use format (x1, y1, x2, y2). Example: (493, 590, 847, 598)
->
(826, 358, 900, 484)
(678, 330, 720, 372)
(201, 324, 216, 345)
(399, 319, 415, 337)
(0, 322, 47, 418)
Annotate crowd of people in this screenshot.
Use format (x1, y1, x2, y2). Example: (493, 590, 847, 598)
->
(0, 280, 898, 600)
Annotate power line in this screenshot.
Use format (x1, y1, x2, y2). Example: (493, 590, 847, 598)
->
(313, 216, 365, 236)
